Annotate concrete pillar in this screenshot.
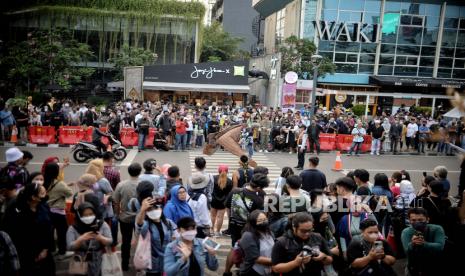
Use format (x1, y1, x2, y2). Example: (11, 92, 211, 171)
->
(432, 97, 436, 118)
(433, 2, 447, 78)
(365, 95, 370, 117)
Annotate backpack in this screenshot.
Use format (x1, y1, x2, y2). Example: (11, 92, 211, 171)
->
(231, 190, 252, 225)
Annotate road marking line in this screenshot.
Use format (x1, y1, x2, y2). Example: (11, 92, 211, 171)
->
(121, 149, 138, 167)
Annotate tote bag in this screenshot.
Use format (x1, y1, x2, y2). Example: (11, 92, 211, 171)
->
(133, 232, 152, 270)
(102, 251, 123, 276)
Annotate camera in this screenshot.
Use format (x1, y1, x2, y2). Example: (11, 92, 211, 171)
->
(301, 245, 319, 257)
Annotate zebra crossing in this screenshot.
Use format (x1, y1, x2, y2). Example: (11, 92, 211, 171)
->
(188, 150, 283, 194)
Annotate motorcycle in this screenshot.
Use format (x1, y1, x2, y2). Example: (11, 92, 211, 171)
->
(71, 134, 127, 162)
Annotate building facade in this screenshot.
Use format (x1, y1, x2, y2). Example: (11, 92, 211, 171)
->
(254, 0, 463, 115)
(2, 1, 204, 89)
(212, 0, 264, 55)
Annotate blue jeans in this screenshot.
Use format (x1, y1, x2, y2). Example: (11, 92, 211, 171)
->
(138, 133, 147, 150)
(247, 144, 253, 158)
(186, 131, 193, 149)
(175, 133, 186, 150)
(349, 141, 362, 155)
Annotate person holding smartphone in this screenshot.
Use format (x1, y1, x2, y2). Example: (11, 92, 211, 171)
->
(135, 181, 177, 276)
(164, 217, 218, 276)
(347, 219, 396, 276)
(66, 202, 113, 276)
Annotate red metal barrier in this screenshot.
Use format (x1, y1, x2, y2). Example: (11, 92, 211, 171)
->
(58, 126, 86, 145)
(336, 134, 372, 152)
(361, 136, 372, 152)
(320, 133, 337, 151)
(145, 128, 156, 147)
(120, 128, 138, 147)
(336, 134, 354, 152)
(28, 126, 56, 144)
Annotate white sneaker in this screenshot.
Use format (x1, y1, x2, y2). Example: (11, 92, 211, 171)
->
(289, 151, 293, 154)
(264, 150, 269, 153)
(370, 152, 374, 155)
(376, 152, 380, 156)
(259, 150, 263, 153)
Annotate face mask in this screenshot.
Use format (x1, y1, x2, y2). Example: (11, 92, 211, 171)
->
(366, 233, 379, 242)
(412, 221, 427, 232)
(33, 180, 44, 186)
(181, 230, 197, 241)
(147, 209, 162, 220)
(256, 221, 269, 230)
(80, 215, 96, 225)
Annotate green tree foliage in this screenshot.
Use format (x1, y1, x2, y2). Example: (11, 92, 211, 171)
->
(279, 35, 335, 79)
(1, 28, 95, 94)
(352, 104, 368, 116)
(200, 22, 245, 62)
(109, 44, 158, 80)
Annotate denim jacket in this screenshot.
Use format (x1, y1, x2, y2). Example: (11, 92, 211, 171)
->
(164, 237, 218, 276)
(135, 219, 176, 273)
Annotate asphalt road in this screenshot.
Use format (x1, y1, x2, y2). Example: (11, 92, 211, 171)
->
(1, 146, 461, 196)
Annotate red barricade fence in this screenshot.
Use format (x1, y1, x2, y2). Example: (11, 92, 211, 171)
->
(58, 126, 86, 145)
(361, 136, 372, 152)
(319, 133, 337, 151)
(336, 134, 354, 152)
(28, 126, 56, 144)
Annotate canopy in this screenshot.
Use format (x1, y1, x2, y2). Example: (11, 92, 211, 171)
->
(443, 107, 465, 118)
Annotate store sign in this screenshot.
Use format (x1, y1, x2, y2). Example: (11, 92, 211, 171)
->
(144, 61, 249, 85)
(313, 21, 379, 43)
(370, 76, 465, 89)
(281, 83, 297, 112)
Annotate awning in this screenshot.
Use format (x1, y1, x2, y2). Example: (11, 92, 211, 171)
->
(143, 81, 249, 93)
(369, 76, 465, 89)
(253, 0, 293, 17)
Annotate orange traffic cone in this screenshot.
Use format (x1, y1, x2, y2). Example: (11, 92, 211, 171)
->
(332, 151, 343, 171)
(10, 126, 18, 143)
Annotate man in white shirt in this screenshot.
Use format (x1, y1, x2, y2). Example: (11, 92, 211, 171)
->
(406, 118, 418, 150)
(348, 122, 366, 156)
(295, 125, 308, 170)
(139, 158, 162, 196)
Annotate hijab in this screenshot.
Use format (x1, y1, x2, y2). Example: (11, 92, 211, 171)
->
(164, 185, 193, 223)
(396, 180, 416, 208)
(73, 202, 103, 234)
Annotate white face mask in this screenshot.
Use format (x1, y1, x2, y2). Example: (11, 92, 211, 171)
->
(366, 233, 379, 242)
(146, 209, 162, 220)
(181, 230, 197, 241)
(81, 215, 95, 225)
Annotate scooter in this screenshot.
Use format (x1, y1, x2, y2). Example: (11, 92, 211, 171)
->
(71, 133, 127, 162)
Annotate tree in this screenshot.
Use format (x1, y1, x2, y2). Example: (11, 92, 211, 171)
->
(109, 44, 158, 80)
(279, 35, 335, 79)
(200, 22, 244, 62)
(1, 28, 95, 94)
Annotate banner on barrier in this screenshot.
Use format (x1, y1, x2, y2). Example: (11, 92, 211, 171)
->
(28, 126, 56, 144)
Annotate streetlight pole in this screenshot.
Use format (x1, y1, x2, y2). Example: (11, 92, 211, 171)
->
(309, 54, 322, 118)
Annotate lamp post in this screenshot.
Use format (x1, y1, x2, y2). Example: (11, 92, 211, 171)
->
(309, 54, 323, 118)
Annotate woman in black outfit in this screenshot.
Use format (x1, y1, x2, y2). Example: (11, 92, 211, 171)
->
(3, 183, 56, 276)
(211, 164, 233, 237)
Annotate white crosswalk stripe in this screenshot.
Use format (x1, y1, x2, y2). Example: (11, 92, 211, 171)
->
(189, 150, 282, 194)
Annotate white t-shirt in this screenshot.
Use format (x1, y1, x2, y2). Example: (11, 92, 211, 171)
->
(406, 123, 418, 137)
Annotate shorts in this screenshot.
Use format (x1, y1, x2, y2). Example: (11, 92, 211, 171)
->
(230, 223, 244, 246)
(211, 199, 226, 210)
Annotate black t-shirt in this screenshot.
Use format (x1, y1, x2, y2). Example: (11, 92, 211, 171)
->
(208, 120, 220, 134)
(212, 175, 233, 202)
(299, 169, 327, 193)
(153, 221, 164, 246)
(271, 231, 331, 276)
(347, 236, 396, 276)
(372, 126, 385, 139)
(188, 251, 200, 275)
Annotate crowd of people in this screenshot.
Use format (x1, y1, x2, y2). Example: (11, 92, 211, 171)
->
(0, 140, 464, 276)
(1, 96, 465, 155)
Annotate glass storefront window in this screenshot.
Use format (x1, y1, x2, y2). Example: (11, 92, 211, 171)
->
(425, 17, 439, 28)
(453, 69, 465, 78)
(381, 44, 396, 54)
(441, 47, 455, 58)
(454, 59, 465, 68)
(423, 4, 441, 17)
(444, 18, 459, 29)
(319, 41, 336, 51)
(323, 10, 338, 20)
(358, 64, 374, 74)
(360, 54, 375, 64)
(420, 57, 435, 67)
(324, 0, 339, 10)
(446, 5, 460, 18)
(385, 2, 401, 13)
(397, 26, 422, 45)
(364, 12, 380, 24)
(420, 46, 436, 56)
(394, 66, 417, 76)
(335, 42, 360, 52)
(442, 30, 458, 47)
(378, 65, 394, 75)
(365, 1, 381, 12)
(439, 58, 454, 68)
(456, 49, 465, 58)
(336, 63, 357, 73)
(418, 67, 433, 77)
(339, 0, 363, 11)
(361, 43, 377, 53)
(380, 55, 395, 65)
(437, 68, 452, 78)
(422, 28, 438, 45)
(457, 30, 465, 47)
(396, 45, 420, 55)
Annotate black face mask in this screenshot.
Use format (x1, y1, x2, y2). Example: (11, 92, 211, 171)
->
(412, 221, 428, 232)
(256, 221, 269, 231)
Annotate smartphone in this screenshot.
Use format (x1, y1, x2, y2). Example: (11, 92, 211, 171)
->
(374, 241, 383, 252)
(202, 237, 220, 250)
